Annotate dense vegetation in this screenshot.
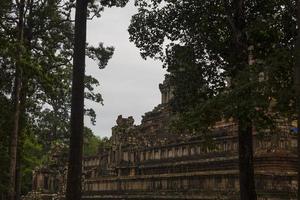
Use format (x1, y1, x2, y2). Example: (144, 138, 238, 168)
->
(129, 0, 300, 199)
(1, 0, 300, 200)
(0, 0, 116, 199)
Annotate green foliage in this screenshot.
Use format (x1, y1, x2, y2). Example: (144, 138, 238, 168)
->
(166, 45, 225, 133)
(87, 43, 114, 69)
(83, 127, 110, 156)
(0, 96, 11, 195)
(129, 0, 297, 134)
(20, 130, 43, 194)
(0, 0, 130, 196)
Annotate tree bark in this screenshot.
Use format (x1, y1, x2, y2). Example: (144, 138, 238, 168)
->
(14, 2, 33, 197)
(226, 0, 257, 199)
(8, 0, 25, 199)
(295, 1, 300, 199)
(14, 79, 28, 200)
(238, 118, 257, 200)
(15, 148, 21, 200)
(65, 0, 88, 199)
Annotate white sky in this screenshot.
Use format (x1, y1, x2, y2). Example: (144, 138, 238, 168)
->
(84, 1, 166, 138)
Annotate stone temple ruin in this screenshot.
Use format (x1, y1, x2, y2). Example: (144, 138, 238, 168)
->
(28, 76, 298, 199)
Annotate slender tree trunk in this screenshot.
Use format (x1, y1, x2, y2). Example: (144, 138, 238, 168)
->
(15, 81, 27, 200)
(14, 2, 32, 197)
(9, 50, 22, 200)
(15, 148, 21, 200)
(8, 0, 25, 199)
(65, 0, 88, 199)
(295, 1, 300, 199)
(227, 0, 257, 199)
(238, 118, 256, 200)
(236, 47, 257, 200)
(13, 65, 27, 200)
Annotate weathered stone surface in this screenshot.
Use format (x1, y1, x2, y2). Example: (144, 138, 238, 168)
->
(27, 76, 298, 200)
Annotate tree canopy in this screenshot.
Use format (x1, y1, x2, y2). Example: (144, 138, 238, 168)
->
(0, 0, 122, 197)
(129, 0, 298, 199)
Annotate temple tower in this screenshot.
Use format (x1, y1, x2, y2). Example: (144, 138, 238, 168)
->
(159, 75, 173, 104)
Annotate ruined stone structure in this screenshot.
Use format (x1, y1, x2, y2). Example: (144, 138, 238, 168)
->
(24, 143, 68, 200)
(29, 76, 298, 200)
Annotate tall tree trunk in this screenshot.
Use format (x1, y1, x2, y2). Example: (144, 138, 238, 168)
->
(224, 0, 257, 199)
(14, 1, 32, 197)
(238, 118, 256, 200)
(8, 0, 25, 199)
(295, 1, 300, 199)
(65, 0, 88, 199)
(15, 148, 21, 200)
(15, 80, 27, 200)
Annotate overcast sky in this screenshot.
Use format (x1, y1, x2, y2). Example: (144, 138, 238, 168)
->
(84, 1, 166, 138)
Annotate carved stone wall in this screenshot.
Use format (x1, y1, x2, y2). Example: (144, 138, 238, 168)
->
(82, 128, 297, 200)
(27, 76, 298, 200)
